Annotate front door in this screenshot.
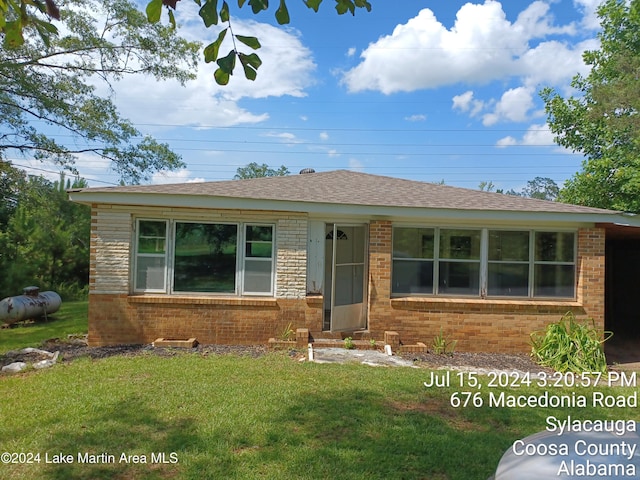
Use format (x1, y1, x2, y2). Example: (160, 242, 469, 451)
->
(324, 224, 367, 332)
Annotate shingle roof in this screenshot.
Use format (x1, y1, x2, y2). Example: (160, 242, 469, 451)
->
(71, 169, 615, 215)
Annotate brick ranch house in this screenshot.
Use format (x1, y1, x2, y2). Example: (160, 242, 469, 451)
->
(68, 170, 640, 353)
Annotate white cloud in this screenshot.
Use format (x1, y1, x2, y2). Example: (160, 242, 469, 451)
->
(573, 0, 604, 30)
(319, 131, 329, 140)
(348, 158, 364, 171)
(495, 123, 556, 146)
(97, 20, 316, 130)
(496, 136, 518, 147)
(482, 86, 535, 126)
(347, 47, 357, 57)
(452, 90, 485, 117)
(262, 132, 304, 145)
(341, 1, 590, 94)
(405, 114, 427, 122)
(151, 169, 206, 185)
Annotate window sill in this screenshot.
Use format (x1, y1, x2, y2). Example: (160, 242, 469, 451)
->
(391, 296, 582, 311)
(128, 294, 278, 307)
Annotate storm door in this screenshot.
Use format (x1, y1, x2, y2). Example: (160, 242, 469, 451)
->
(324, 224, 367, 332)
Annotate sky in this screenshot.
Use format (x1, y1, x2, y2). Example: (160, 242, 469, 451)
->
(16, 0, 605, 191)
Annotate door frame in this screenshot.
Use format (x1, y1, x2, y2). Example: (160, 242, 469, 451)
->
(324, 223, 368, 332)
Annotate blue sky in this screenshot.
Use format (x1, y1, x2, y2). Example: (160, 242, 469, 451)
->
(19, 0, 604, 190)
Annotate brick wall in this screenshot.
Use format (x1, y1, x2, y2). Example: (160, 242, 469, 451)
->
(87, 205, 309, 346)
(365, 221, 605, 353)
(87, 204, 606, 353)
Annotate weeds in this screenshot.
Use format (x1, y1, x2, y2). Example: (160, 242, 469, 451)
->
(279, 322, 295, 341)
(530, 312, 612, 373)
(344, 337, 355, 349)
(432, 328, 457, 355)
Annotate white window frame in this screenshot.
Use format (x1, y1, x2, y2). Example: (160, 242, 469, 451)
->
(133, 219, 276, 297)
(391, 226, 577, 300)
(242, 223, 275, 296)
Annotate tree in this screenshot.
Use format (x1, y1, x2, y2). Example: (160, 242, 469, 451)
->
(1, 0, 200, 184)
(234, 162, 289, 179)
(0, 172, 90, 298)
(152, 0, 372, 84)
(1, 0, 372, 86)
(541, 0, 640, 212)
(522, 177, 559, 201)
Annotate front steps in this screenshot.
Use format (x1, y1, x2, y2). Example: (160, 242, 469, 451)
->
(268, 328, 427, 354)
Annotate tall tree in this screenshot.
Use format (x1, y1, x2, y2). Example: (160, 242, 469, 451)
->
(522, 177, 559, 201)
(0, 172, 90, 298)
(234, 162, 289, 179)
(541, 0, 640, 212)
(1, 0, 200, 184)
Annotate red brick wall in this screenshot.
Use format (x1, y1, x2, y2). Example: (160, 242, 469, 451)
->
(364, 221, 605, 353)
(88, 294, 321, 346)
(87, 217, 605, 353)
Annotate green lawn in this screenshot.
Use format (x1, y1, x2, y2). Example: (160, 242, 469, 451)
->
(1, 306, 639, 479)
(0, 301, 88, 354)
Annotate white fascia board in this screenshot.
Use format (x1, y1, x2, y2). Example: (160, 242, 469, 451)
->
(68, 191, 633, 228)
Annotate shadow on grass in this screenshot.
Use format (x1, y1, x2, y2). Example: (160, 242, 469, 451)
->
(42, 396, 205, 480)
(201, 386, 554, 480)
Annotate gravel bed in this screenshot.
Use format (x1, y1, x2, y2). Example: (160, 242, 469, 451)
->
(399, 351, 553, 374)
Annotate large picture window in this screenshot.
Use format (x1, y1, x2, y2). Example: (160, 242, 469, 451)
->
(134, 220, 275, 296)
(392, 226, 575, 299)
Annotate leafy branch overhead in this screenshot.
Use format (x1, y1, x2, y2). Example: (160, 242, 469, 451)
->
(146, 0, 372, 85)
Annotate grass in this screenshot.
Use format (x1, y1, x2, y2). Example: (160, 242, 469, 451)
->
(0, 301, 88, 354)
(1, 308, 639, 479)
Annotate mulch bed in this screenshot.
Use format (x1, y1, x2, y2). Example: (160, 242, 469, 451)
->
(1, 337, 550, 374)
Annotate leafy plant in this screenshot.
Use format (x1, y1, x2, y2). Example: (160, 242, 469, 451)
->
(432, 328, 457, 355)
(344, 337, 355, 350)
(530, 312, 612, 373)
(279, 322, 295, 342)
(369, 338, 376, 347)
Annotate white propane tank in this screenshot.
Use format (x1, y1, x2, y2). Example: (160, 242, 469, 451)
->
(0, 286, 62, 325)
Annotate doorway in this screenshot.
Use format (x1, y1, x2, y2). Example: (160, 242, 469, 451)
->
(323, 224, 367, 332)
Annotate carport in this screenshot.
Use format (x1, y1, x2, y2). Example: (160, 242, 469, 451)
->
(603, 223, 640, 365)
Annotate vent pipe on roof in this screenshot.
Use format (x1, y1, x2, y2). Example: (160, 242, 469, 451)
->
(299, 168, 315, 174)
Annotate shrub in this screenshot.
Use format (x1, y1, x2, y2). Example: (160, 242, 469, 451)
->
(530, 312, 612, 373)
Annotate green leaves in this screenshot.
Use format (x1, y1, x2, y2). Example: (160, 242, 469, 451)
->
(203, 28, 227, 63)
(199, 0, 219, 27)
(235, 34, 260, 50)
(144, 0, 372, 84)
(275, 0, 289, 24)
(239, 52, 261, 80)
(214, 50, 235, 85)
(146, 0, 163, 23)
(335, 0, 371, 15)
(304, 0, 322, 13)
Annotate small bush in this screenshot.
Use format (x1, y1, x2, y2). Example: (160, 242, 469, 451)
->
(530, 312, 612, 373)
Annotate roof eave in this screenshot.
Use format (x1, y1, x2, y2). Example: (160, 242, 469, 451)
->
(68, 191, 636, 227)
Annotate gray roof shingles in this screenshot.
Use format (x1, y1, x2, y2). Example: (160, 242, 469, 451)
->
(72, 170, 616, 215)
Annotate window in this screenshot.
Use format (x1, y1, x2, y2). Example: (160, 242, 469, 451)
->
(392, 228, 434, 294)
(534, 232, 575, 298)
(438, 229, 481, 295)
(244, 225, 274, 294)
(392, 226, 576, 299)
(135, 220, 168, 291)
(134, 220, 275, 296)
(488, 230, 530, 296)
(174, 223, 237, 293)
